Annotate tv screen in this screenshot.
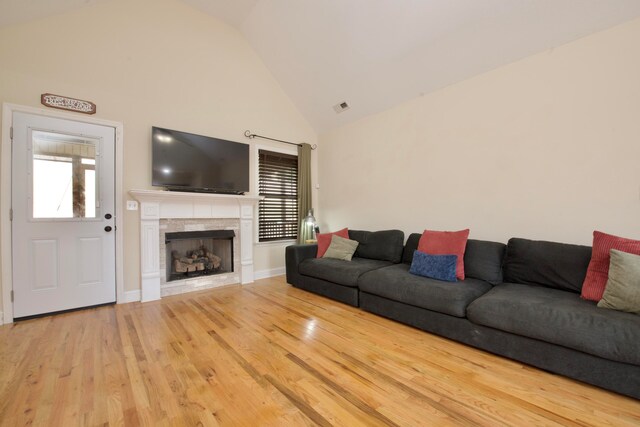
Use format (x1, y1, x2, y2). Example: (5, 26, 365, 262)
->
(152, 127, 250, 194)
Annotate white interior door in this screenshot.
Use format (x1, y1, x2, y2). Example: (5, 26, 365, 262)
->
(11, 112, 116, 318)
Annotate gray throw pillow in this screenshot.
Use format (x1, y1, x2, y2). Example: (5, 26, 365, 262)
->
(597, 249, 640, 314)
(323, 235, 359, 261)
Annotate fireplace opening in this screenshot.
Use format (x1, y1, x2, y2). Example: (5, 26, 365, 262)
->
(165, 230, 234, 282)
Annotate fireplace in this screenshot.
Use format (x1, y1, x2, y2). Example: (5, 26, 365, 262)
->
(165, 230, 234, 282)
(129, 189, 261, 302)
(158, 218, 241, 297)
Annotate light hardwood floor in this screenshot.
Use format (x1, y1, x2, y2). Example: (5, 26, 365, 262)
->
(1, 276, 639, 426)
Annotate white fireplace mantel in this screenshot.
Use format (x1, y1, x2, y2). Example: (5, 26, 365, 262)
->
(129, 189, 262, 302)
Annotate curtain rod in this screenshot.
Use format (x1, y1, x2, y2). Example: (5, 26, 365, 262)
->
(244, 130, 317, 150)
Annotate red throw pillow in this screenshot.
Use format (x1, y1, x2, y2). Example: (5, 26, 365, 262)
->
(417, 229, 470, 280)
(581, 231, 640, 301)
(316, 228, 349, 258)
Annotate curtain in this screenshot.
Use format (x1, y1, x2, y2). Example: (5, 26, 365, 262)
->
(297, 143, 313, 243)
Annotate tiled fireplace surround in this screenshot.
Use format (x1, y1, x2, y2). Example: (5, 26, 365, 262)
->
(129, 190, 262, 302)
(159, 218, 240, 297)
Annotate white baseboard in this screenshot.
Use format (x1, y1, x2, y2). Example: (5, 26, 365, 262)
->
(1, 310, 12, 325)
(253, 267, 285, 281)
(122, 289, 141, 303)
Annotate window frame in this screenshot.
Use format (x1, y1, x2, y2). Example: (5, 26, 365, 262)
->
(29, 131, 101, 222)
(254, 144, 299, 244)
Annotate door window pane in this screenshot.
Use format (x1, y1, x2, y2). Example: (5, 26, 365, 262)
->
(32, 131, 99, 219)
(33, 157, 73, 218)
(84, 170, 96, 218)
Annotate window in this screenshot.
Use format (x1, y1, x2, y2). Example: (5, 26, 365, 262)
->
(31, 131, 98, 219)
(258, 149, 298, 241)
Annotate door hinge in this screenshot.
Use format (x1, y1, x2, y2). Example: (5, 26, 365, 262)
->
(9, 208, 12, 221)
(10, 290, 14, 302)
(9, 126, 13, 141)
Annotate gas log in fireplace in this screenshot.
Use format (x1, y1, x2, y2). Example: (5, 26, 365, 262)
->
(165, 230, 234, 282)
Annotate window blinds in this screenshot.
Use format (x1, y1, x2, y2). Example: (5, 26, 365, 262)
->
(258, 150, 298, 241)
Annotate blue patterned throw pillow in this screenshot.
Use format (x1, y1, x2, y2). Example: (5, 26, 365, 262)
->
(409, 250, 458, 282)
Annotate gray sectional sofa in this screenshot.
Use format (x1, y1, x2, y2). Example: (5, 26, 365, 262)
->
(285, 229, 640, 399)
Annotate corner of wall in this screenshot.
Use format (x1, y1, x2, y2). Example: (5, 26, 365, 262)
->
(122, 289, 141, 304)
(254, 267, 286, 281)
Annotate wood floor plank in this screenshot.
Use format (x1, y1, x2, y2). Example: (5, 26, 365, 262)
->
(1, 275, 639, 426)
(223, 296, 461, 425)
(246, 282, 635, 425)
(233, 288, 532, 425)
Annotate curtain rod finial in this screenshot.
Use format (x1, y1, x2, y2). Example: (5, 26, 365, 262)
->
(244, 130, 255, 139)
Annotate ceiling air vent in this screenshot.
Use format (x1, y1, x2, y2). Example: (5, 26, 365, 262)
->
(333, 101, 350, 113)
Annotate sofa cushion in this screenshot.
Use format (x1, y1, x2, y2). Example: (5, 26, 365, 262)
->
(323, 235, 359, 261)
(349, 229, 405, 263)
(299, 257, 392, 287)
(467, 283, 640, 366)
(582, 231, 640, 301)
(503, 238, 591, 293)
(598, 249, 640, 314)
(418, 229, 469, 280)
(316, 228, 349, 258)
(358, 263, 493, 317)
(409, 251, 457, 282)
(402, 233, 421, 264)
(403, 235, 505, 285)
(463, 239, 506, 285)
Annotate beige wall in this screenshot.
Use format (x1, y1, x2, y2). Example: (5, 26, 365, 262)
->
(319, 17, 640, 246)
(0, 0, 317, 310)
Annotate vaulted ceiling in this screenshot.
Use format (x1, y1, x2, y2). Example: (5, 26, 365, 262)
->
(3, 0, 640, 132)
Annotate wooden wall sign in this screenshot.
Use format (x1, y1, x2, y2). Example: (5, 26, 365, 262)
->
(41, 93, 96, 115)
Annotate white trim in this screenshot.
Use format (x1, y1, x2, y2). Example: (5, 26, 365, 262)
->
(254, 267, 285, 280)
(1, 105, 12, 324)
(129, 189, 261, 301)
(122, 289, 141, 303)
(127, 189, 262, 204)
(255, 239, 296, 247)
(114, 122, 125, 308)
(1, 103, 125, 324)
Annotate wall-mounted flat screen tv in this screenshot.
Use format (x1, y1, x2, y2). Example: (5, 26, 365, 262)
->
(152, 126, 250, 194)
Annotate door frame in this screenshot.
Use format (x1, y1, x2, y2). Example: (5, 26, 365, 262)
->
(1, 103, 125, 324)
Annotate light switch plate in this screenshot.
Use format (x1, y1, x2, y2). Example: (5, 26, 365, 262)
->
(126, 200, 139, 211)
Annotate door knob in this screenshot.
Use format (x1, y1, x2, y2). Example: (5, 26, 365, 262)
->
(105, 213, 112, 219)
(104, 226, 112, 232)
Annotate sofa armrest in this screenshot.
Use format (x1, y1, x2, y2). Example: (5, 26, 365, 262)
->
(286, 244, 317, 285)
